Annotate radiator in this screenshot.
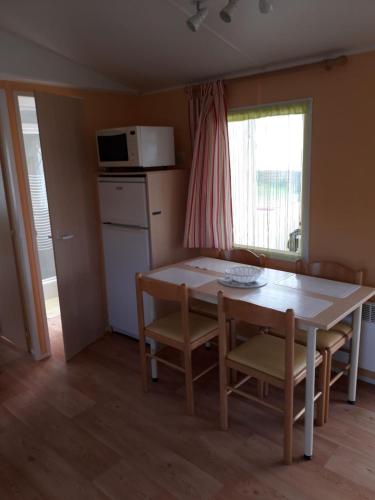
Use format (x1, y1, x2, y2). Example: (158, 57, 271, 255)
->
(358, 302, 375, 383)
(334, 302, 375, 385)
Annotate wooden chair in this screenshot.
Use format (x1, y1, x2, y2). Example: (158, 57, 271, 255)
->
(136, 273, 219, 415)
(218, 292, 325, 464)
(300, 261, 364, 422)
(253, 256, 304, 398)
(222, 247, 266, 267)
(262, 255, 302, 274)
(199, 248, 223, 259)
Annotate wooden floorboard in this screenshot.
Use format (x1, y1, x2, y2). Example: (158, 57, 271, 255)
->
(1, 330, 375, 499)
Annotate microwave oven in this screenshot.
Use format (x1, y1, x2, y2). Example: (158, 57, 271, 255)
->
(96, 126, 175, 168)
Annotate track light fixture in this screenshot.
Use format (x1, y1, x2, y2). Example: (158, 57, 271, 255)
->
(219, 0, 240, 23)
(259, 0, 273, 14)
(186, 1, 208, 32)
(186, 0, 273, 32)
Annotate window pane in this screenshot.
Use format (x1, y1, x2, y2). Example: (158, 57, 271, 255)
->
(228, 109, 305, 254)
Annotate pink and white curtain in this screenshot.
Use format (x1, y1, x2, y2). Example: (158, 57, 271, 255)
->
(184, 81, 233, 249)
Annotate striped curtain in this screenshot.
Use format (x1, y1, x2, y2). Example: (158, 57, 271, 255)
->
(184, 81, 233, 249)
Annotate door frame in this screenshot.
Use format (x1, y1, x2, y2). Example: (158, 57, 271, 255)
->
(0, 88, 51, 360)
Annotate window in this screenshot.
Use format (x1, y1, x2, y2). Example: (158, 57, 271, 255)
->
(228, 101, 310, 258)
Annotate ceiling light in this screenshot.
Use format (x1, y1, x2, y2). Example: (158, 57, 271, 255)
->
(185, 0, 273, 32)
(219, 0, 240, 23)
(259, 0, 273, 14)
(186, 1, 208, 32)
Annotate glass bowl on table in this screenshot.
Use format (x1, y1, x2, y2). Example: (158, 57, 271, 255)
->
(225, 265, 263, 284)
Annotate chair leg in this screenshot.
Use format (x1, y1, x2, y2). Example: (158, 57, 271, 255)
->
(184, 348, 194, 416)
(230, 320, 238, 384)
(150, 340, 158, 382)
(139, 333, 149, 393)
(283, 381, 294, 465)
(264, 382, 269, 397)
(316, 351, 327, 426)
(219, 332, 229, 431)
(324, 351, 332, 423)
(257, 380, 264, 400)
(220, 363, 229, 431)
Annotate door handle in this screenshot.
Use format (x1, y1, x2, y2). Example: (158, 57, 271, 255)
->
(56, 232, 75, 241)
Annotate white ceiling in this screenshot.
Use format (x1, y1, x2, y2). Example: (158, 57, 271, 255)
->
(1, 0, 375, 93)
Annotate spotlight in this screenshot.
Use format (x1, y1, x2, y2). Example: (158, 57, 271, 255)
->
(219, 0, 240, 23)
(259, 0, 273, 14)
(186, 1, 208, 32)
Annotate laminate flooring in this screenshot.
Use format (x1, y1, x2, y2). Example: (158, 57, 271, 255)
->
(1, 329, 375, 500)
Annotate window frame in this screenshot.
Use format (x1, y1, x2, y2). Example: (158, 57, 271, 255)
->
(227, 98, 312, 262)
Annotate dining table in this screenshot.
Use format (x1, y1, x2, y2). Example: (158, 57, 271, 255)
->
(145, 256, 375, 460)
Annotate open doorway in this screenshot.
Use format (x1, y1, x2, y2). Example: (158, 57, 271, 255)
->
(17, 95, 64, 359)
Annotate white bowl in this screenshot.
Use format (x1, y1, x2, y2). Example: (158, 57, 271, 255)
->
(225, 265, 263, 284)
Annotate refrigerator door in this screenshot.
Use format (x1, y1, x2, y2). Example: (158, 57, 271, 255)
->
(102, 224, 154, 338)
(98, 178, 149, 227)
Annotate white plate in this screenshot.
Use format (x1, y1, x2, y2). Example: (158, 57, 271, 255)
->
(218, 277, 268, 289)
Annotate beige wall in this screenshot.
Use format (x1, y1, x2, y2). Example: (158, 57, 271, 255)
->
(136, 51, 375, 286)
(137, 89, 192, 169)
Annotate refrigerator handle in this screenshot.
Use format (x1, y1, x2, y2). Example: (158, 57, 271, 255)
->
(102, 222, 148, 230)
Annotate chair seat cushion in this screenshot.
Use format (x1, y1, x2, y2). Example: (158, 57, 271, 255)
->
(190, 298, 218, 318)
(271, 321, 352, 350)
(146, 311, 217, 344)
(227, 334, 320, 381)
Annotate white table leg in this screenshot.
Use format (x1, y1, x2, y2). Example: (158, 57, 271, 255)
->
(304, 326, 317, 459)
(150, 339, 158, 381)
(348, 305, 362, 403)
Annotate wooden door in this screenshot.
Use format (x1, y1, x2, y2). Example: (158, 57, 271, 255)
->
(35, 92, 106, 360)
(0, 161, 28, 349)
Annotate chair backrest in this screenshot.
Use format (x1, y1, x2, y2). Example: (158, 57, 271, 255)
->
(217, 291, 295, 383)
(136, 273, 190, 341)
(222, 248, 265, 267)
(262, 255, 301, 274)
(306, 261, 363, 285)
(200, 248, 223, 259)
(295, 259, 304, 275)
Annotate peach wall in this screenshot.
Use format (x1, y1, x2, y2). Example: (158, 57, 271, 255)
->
(137, 89, 191, 168)
(137, 52, 375, 286)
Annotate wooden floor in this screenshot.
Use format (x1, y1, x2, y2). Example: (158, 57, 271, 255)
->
(1, 328, 375, 500)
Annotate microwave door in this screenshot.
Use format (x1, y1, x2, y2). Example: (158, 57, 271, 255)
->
(97, 132, 129, 166)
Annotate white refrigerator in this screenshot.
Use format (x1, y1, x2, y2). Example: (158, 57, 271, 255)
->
(98, 176, 154, 339)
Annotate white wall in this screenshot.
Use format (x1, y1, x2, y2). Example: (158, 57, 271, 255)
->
(0, 29, 129, 91)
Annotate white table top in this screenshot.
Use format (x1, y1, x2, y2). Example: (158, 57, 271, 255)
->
(147, 257, 375, 331)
